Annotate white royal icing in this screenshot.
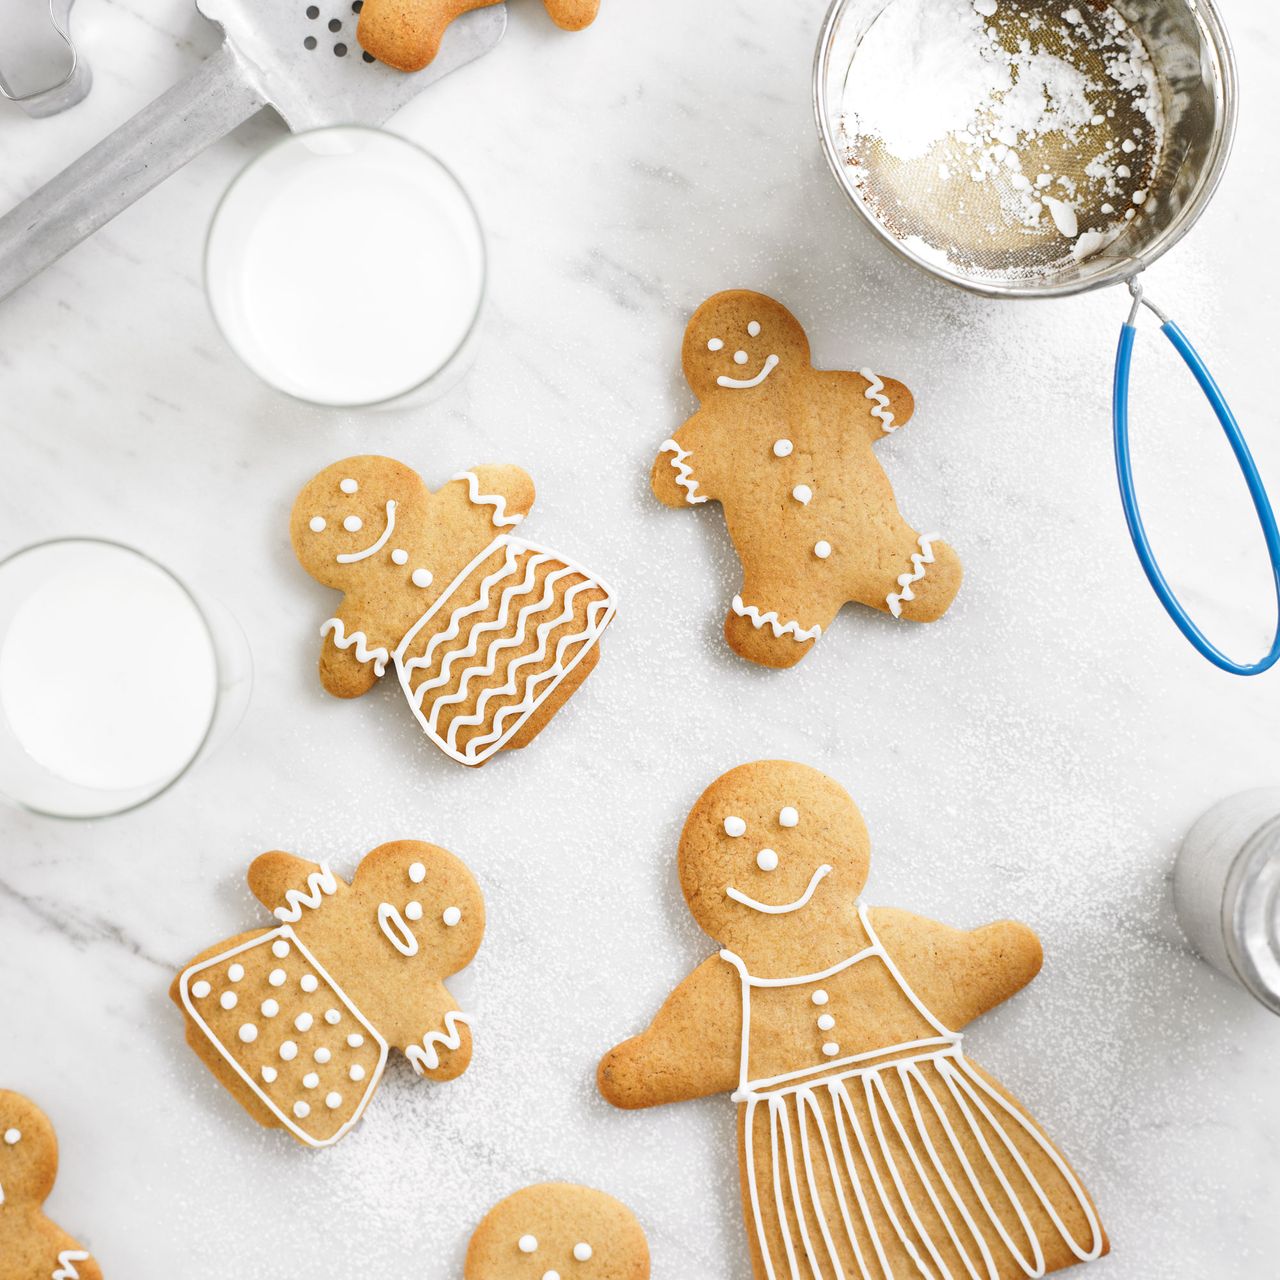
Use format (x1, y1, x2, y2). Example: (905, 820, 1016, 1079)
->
(309, 516, 326, 532)
(860, 368, 900, 433)
(724, 815, 747, 838)
(392, 548, 409, 565)
(377, 902, 420, 957)
(779, 806, 799, 827)
(726, 863, 832, 915)
(405, 1010, 471, 1074)
(343, 515, 362, 532)
(274, 863, 338, 922)
(453, 470, 525, 528)
(3, 1128, 19, 1144)
(519, 1235, 538, 1253)
(707, 338, 724, 352)
(574, 1243, 594, 1262)
(792, 484, 812, 505)
(734, 349, 749, 365)
(336, 500, 396, 564)
(412, 568, 433, 588)
(886, 533, 939, 619)
(659, 439, 708, 505)
(52, 1252, 92, 1280)
(814, 540, 832, 560)
(340, 478, 358, 494)
(442, 906, 462, 927)
(320, 618, 389, 678)
(747, 320, 761, 337)
(756, 848, 779, 872)
(773, 439, 793, 458)
(731, 595, 821, 643)
(718, 353, 779, 389)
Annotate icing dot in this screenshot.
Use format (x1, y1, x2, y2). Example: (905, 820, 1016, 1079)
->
(706, 338, 724, 352)
(220, 991, 238, 1010)
(280, 1041, 298, 1061)
(343, 515, 363, 532)
(574, 1243, 593, 1262)
(350, 1064, 366, 1081)
(779, 806, 799, 827)
(326, 1091, 343, 1109)
(3, 1128, 20, 1145)
(303, 1072, 320, 1089)
(412, 568, 433, 588)
(391, 548, 408, 565)
(238, 1024, 258, 1043)
(272, 940, 290, 958)
(295, 1012, 314, 1032)
(817, 1013, 835, 1031)
(442, 906, 462, 927)
(724, 815, 746, 838)
(734, 349, 748, 365)
(773, 439, 793, 458)
(261, 1066, 277, 1084)
(191, 980, 211, 999)
(315, 1047, 332, 1063)
(300, 974, 319, 993)
(324, 1009, 342, 1025)
(409, 862, 426, 884)
(269, 969, 286, 987)
(348, 1033, 364, 1048)
(792, 484, 813, 505)
(756, 848, 779, 872)
(747, 320, 761, 337)
(822, 1042, 840, 1057)
(814, 540, 832, 559)
(294, 1101, 311, 1119)
(518, 1235, 538, 1254)
(309, 516, 326, 532)
(543, 1273, 561, 1280)
(227, 963, 245, 982)
(340, 478, 358, 494)
(261, 999, 279, 1018)
(812, 990, 829, 1006)
(405, 901, 423, 921)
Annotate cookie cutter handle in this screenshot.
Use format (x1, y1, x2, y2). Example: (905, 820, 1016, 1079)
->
(0, 43, 264, 302)
(1113, 281, 1280, 675)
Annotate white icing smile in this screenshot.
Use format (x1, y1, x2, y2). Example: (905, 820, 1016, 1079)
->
(717, 353, 779, 390)
(726, 863, 831, 914)
(336, 500, 396, 564)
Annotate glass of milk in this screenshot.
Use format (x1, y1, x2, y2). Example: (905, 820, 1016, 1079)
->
(204, 126, 486, 409)
(0, 539, 251, 818)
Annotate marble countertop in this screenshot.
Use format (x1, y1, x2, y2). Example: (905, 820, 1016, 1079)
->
(3, 0, 1279, 1275)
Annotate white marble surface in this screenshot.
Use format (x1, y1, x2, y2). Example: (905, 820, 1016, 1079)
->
(3, 0, 1280, 1275)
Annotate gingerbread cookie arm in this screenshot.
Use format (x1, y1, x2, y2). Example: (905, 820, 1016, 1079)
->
(653, 411, 719, 509)
(247, 852, 345, 919)
(383, 981, 474, 1081)
(866, 906, 1043, 1030)
(598, 955, 741, 1109)
(822, 369, 915, 441)
(544, 0, 599, 29)
(318, 603, 393, 699)
(447, 465, 536, 533)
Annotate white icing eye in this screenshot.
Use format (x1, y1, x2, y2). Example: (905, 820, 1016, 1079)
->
(792, 485, 813, 505)
(391, 548, 408, 565)
(309, 516, 326, 532)
(724, 815, 746, 837)
(412, 568, 433, 588)
(4, 1128, 21, 1145)
(707, 338, 724, 352)
(814, 540, 832, 559)
(191, 980, 211, 999)
(340, 478, 358, 494)
(779, 806, 799, 827)
(343, 515, 363, 532)
(409, 862, 426, 883)
(773, 439, 793, 458)
(326, 1091, 343, 1109)
(518, 1235, 538, 1254)
(574, 1243, 594, 1262)
(261, 999, 279, 1017)
(756, 848, 779, 871)
(238, 1024, 258, 1043)
(405, 901, 423, 921)
(220, 991, 237, 1010)
(747, 320, 761, 337)
(272, 939, 290, 958)
(442, 906, 462, 927)
(734, 350, 748, 365)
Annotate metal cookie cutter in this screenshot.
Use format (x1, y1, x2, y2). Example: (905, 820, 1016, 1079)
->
(0, 0, 91, 118)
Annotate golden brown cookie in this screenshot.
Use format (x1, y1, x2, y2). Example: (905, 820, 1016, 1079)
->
(653, 290, 963, 668)
(171, 840, 484, 1148)
(358, 0, 600, 74)
(465, 1183, 649, 1280)
(291, 457, 617, 767)
(598, 761, 1108, 1279)
(0, 1092, 102, 1280)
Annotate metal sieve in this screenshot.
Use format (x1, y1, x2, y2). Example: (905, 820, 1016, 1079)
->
(814, 0, 1280, 675)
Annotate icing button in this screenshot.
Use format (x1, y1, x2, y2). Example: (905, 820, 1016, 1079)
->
(773, 438, 793, 458)
(391, 548, 408, 565)
(814, 540, 832, 559)
(822, 1042, 840, 1057)
(779, 806, 799, 827)
(518, 1235, 538, 1254)
(412, 568, 433, 588)
(812, 990, 829, 1006)
(792, 484, 813, 504)
(724, 815, 746, 838)
(817, 1013, 835, 1031)
(574, 1243, 594, 1262)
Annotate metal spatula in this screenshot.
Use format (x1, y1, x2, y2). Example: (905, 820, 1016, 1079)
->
(0, 0, 506, 301)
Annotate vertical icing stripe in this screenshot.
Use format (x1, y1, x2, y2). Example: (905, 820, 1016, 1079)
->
(405, 1010, 472, 1074)
(320, 618, 389, 677)
(452, 471, 525, 527)
(659, 439, 709, 504)
(52, 1253, 91, 1280)
(886, 534, 939, 619)
(859, 369, 898, 434)
(274, 864, 339, 922)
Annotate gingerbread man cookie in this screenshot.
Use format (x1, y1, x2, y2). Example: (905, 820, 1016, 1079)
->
(0, 1092, 101, 1280)
(291, 457, 616, 767)
(359, 0, 600, 74)
(598, 762, 1107, 1280)
(172, 840, 484, 1148)
(466, 1183, 649, 1280)
(653, 291, 963, 669)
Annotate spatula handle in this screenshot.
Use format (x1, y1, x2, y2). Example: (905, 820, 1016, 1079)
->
(0, 43, 264, 301)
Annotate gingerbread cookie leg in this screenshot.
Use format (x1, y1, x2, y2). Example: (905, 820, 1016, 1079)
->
(861, 526, 963, 623)
(724, 576, 832, 670)
(543, 0, 599, 30)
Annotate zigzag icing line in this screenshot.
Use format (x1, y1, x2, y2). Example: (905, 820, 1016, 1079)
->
(859, 368, 898, 433)
(660, 438, 709, 504)
(402, 542, 521, 681)
(418, 553, 556, 719)
(466, 595, 614, 760)
(432, 564, 577, 736)
(53, 1253, 91, 1280)
(453, 471, 525, 528)
(321, 618, 389, 677)
(445, 574, 591, 751)
(731, 595, 822, 642)
(273, 864, 339, 922)
(886, 534, 939, 618)
(405, 1011, 471, 1074)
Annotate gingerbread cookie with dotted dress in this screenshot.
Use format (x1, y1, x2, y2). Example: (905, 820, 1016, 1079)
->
(172, 840, 483, 1148)
(653, 291, 962, 669)
(0, 1091, 102, 1280)
(598, 762, 1107, 1280)
(292, 457, 616, 767)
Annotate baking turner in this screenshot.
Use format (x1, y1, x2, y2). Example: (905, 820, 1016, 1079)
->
(0, 0, 506, 301)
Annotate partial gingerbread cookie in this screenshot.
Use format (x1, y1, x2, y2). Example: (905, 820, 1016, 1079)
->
(291, 457, 617, 767)
(0, 1092, 102, 1280)
(359, 0, 600, 74)
(653, 290, 963, 669)
(598, 762, 1107, 1280)
(466, 1183, 649, 1280)
(172, 840, 484, 1148)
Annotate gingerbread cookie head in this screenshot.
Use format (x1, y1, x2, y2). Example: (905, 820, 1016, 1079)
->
(0, 1091, 57, 1208)
(465, 1183, 649, 1280)
(677, 760, 869, 966)
(682, 290, 810, 401)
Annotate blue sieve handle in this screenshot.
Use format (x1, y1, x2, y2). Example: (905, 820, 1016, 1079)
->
(1113, 297, 1280, 675)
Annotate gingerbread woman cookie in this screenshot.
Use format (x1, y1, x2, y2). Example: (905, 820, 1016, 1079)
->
(172, 840, 484, 1148)
(466, 1183, 649, 1280)
(598, 761, 1107, 1279)
(0, 1091, 101, 1280)
(291, 457, 616, 767)
(653, 291, 963, 669)
(359, 0, 600, 74)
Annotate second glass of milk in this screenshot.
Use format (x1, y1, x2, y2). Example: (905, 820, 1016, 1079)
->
(205, 127, 486, 409)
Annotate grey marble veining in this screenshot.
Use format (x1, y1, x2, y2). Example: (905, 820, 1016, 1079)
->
(2, 0, 1279, 1275)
